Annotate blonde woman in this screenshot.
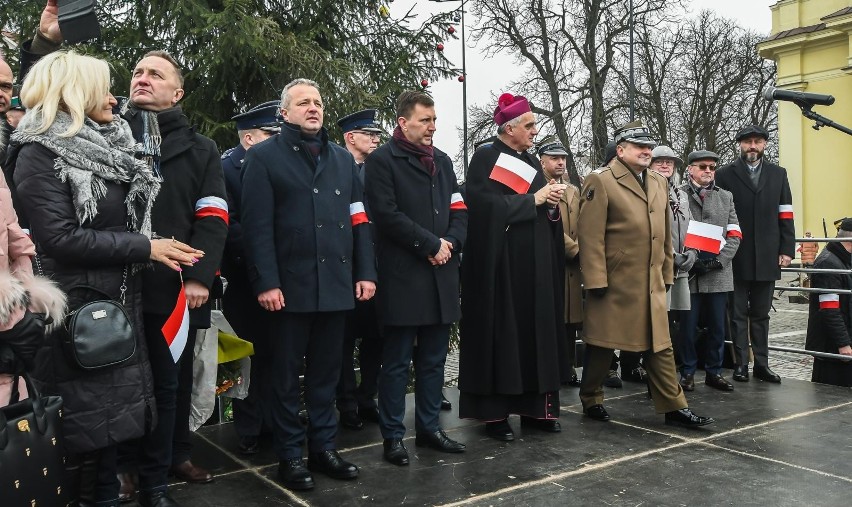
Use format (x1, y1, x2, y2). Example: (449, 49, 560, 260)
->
(10, 50, 201, 506)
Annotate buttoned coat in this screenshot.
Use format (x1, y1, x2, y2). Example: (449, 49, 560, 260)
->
(558, 182, 582, 324)
(364, 138, 467, 326)
(578, 158, 673, 353)
(680, 182, 741, 293)
(240, 123, 376, 312)
(714, 158, 795, 281)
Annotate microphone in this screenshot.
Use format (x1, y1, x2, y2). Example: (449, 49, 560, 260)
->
(763, 87, 835, 107)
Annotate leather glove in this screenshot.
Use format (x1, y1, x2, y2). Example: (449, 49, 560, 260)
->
(690, 261, 709, 277)
(704, 258, 723, 271)
(588, 287, 607, 298)
(0, 311, 46, 371)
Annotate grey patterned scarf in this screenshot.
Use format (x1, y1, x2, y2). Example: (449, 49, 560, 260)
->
(12, 111, 160, 238)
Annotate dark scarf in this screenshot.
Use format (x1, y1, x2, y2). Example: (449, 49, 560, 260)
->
(393, 126, 435, 175)
(827, 241, 852, 267)
(301, 132, 323, 163)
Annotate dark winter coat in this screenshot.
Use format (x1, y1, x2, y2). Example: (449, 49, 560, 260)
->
(364, 137, 467, 326)
(13, 143, 156, 454)
(715, 158, 795, 281)
(125, 107, 228, 328)
(806, 241, 852, 386)
(459, 139, 567, 395)
(240, 123, 376, 312)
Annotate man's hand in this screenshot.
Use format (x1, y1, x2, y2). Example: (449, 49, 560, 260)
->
(533, 179, 565, 207)
(778, 254, 792, 267)
(355, 281, 377, 301)
(258, 288, 285, 311)
(839, 345, 852, 357)
(40, 0, 62, 43)
(428, 238, 453, 266)
(184, 280, 209, 309)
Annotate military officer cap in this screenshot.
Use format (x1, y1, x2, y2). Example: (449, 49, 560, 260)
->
(651, 145, 682, 166)
(613, 120, 657, 147)
(835, 217, 852, 232)
(735, 124, 769, 142)
(686, 150, 720, 165)
(537, 141, 568, 157)
(337, 109, 383, 133)
(232, 100, 282, 132)
(9, 96, 25, 111)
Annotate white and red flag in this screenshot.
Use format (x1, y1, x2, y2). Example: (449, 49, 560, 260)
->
(350, 202, 369, 226)
(450, 192, 467, 210)
(489, 153, 537, 194)
(162, 281, 190, 363)
(685, 220, 726, 254)
(778, 204, 794, 220)
(818, 294, 840, 309)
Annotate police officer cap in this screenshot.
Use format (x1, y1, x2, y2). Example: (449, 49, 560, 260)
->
(337, 109, 383, 134)
(232, 100, 282, 132)
(601, 140, 617, 166)
(537, 141, 568, 157)
(687, 150, 720, 165)
(9, 96, 25, 111)
(613, 120, 657, 147)
(474, 136, 497, 150)
(735, 124, 769, 142)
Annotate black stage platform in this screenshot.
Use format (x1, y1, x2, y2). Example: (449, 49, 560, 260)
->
(171, 375, 851, 506)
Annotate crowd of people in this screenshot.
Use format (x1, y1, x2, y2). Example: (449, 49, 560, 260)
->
(2, 2, 851, 506)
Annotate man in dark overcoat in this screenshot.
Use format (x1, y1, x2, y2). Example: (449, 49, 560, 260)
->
(241, 79, 377, 491)
(364, 91, 468, 466)
(335, 109, 383, 430)
(459, 93, 568, 442)
(806, 219, 852, 386)
(221, 101, 280, 455)
(715, 125, 795, 383)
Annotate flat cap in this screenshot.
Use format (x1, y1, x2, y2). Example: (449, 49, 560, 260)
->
(735, 125, 769, 142)
(613, 120, 656, 147)
(232, 100, 282, 132)
(687, 150, 720, 165)
(337, 109, 383, 133)
(836, 217, 852, 232)
(651, 145, 682, 165)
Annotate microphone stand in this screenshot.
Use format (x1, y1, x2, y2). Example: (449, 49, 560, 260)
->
(798, 104, 852, 136)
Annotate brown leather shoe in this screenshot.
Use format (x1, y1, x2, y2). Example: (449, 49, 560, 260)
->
(170, 460, 214, 484)
(679, 373, 695, 391)
(117, 472, 137, 503)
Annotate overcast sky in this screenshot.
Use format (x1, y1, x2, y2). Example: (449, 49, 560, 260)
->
(391, 0, 776, 163)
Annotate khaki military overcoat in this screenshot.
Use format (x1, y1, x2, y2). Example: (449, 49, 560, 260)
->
(558, 182, 583, 324)
(578, 158, 673, 353)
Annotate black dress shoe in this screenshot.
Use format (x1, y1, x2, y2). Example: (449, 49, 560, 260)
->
(238, 435, 259, 455)
(584, 404, 611, 421)
(753, 366, 781, 383)
(383, 438, 410, 466)
(705, 373, 734, 391)
(679, 373, 695, 391)
(359, 406, 380, 424)
(137, 491, 180, 507)
(307, 450, 359, 480)
(441, 393, 452, 411)
(623, 366, 648, 383)
(664, 408, 714, 428)
(521, 416, 561, 433)
(415, 428, 466, 453)
(278, 458, 315, 490)
(485, 419, 515, 441)
(339, 410, 363, 430)
(732, 365, 750, 382)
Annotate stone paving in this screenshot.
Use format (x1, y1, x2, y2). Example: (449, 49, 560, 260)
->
(445, 274, 815, 384)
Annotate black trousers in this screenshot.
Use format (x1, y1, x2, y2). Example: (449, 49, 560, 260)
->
(378, 324, 449, 439)
(224, 280, 271, 439)
(336, 298, 382, 413)
(729, 280, 775, 368)
(66, 445, 119, 505)
(117, 313, 183, 494)
(267, 311, 345, 460)
(171, 329, 199, 466)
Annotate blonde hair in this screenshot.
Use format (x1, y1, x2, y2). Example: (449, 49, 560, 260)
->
(19, 50, 111, 137)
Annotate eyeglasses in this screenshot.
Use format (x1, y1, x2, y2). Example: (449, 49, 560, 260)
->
(691, 163, 717, 171)
(354, 131, 381, 139)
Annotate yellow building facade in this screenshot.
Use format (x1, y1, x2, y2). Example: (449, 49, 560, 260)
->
(757, 0, 852, 239)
